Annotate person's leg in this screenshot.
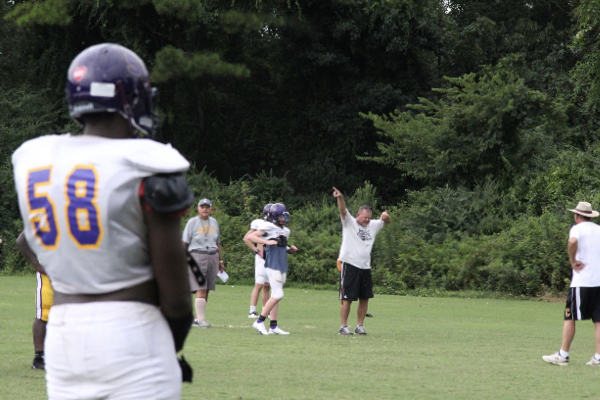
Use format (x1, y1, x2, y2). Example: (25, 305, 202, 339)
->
(340, 300, 352, 326)
(33, 319, 46, 352)
(262, 282, 271, 308)
(195, 290, 208, 321)
(253, 270, 284, 334)
(32, 272, 52, 369)
(561, 319, 576, 352)
(249, 283, 262, 311)
(594, 322, 600, 355)
(261, 297, 280, 317)
(32, 318, 47, 369)
(261, 270, 284, 318)
(357, 298, 369, 326)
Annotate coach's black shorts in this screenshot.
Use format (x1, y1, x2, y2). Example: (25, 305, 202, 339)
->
(564, 287, 600, 322)
(339, 262, 374, 301)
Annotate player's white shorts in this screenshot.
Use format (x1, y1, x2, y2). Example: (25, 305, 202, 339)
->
(46, 301, 181, 400)
(266, 268, 287, 300)
(255, 255, 268, 285)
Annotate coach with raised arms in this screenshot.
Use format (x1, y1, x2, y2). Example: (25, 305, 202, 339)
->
(333, 187, 390, 336)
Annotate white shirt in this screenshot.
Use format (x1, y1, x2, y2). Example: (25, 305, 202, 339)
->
(338, 210, 384, 269)
(569, 221, 600, 287)
(250, 218, 270, 231)
(12, 134, 189, 294)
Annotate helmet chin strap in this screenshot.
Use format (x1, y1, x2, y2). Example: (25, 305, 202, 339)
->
(116, 80, 138, 138)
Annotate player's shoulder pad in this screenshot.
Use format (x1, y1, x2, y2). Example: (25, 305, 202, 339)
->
(126, 140, 190, 174)
(140, 173, 194, 215)
(250, 219, 268, 230)
(12, 134, 65, 164)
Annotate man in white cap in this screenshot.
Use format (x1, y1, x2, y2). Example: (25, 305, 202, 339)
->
(543, 201, 600, 366)
(182, 198, 225, 328)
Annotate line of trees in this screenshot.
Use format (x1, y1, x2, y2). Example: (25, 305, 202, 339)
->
(2, 0, 600, 296)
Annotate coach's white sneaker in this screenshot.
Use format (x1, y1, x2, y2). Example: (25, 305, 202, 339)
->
(586, 356, 600, 366)
(198, 319, 211, 328)
(191, 319, 200, 327)
(268, 327, 290, 335)
(354, 325, 367, 335)
(338, 325, 353, 335)
(252, 320, 269, 335)
(542, 352, 569, 366)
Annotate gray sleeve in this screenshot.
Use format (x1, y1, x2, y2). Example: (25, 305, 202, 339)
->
(182, 219, 193, 244)
(215, 218, 221, 245)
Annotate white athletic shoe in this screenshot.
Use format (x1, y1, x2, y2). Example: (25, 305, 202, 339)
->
(198, 319, 211, 328)
(586, 357, 600, 366)
(252, 320, 269, 335)
(268, 327, 290, 335)
(338, 325, 353, 335)
(191, 319, 200, 327)
(354, 325, 367, 335)
(248, 311, 259, 318)
(542, 352, 569, 366)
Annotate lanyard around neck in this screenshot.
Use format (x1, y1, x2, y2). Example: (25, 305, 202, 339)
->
(199, 217, 210, 238)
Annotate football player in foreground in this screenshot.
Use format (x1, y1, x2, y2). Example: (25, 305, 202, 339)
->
(12, 43, 194, 399)
(243, 203, 272, 318)
(247, 203, 298, 335)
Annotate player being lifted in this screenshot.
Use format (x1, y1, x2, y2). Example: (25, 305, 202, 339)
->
(12, 43, 195, 399)
(243, 203, 272, 318)
(247, 203, 298, 335)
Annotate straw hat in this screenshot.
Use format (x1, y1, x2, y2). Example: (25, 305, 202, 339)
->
(568, 201, 599, 218)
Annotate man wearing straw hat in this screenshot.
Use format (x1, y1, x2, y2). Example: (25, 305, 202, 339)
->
(543, 201, 600, 366)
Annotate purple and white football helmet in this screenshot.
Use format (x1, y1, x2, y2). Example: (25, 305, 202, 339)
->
(66, 43, 158, 137)
(262, 203, 273, 220)
(269, 203, 290, 225)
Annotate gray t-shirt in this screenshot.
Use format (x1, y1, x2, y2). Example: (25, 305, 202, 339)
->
(182, 216, 221, 251)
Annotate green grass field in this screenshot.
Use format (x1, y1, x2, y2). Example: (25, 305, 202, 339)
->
(2, 276, 600, 399)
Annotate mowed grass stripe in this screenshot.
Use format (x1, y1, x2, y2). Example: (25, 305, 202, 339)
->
(1, 276, 600, 400)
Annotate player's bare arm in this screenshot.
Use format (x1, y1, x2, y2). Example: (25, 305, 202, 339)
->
(568, 237, 584, 272)
(243, 229, 264, 257)
(333, 186, 347, 220)
(247, 230, 278, 246)
(16, 231, 46, 274)
(146, 209, 192, 319)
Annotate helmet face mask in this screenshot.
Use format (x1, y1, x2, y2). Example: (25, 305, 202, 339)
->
(269, 203, 289, 226)
(66, 43, 158, 138)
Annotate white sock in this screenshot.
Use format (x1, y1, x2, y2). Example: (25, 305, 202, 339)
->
(250, 306, 256, 313)
(595, 353, 600, 361)
(195, 298, 207, 321)
(559, 349, 569, 358)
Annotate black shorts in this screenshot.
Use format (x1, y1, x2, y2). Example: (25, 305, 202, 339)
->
(339, 262, 374, 301)
(564, 287, 600, 322)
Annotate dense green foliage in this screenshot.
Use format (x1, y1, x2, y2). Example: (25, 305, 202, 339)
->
(3, 0, 600, 296)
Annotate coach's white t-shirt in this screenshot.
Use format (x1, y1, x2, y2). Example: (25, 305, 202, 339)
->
(570, 221, 600, 287)
(338, 210, 384, 270)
